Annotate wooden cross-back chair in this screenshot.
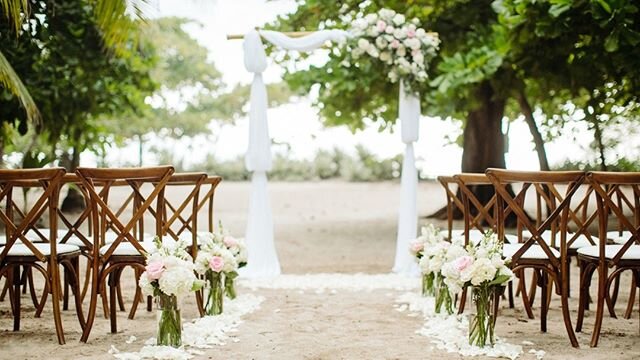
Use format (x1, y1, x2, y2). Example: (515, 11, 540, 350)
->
(576, 172, 640, 347)
(76, 166, 174, 343)
(0, 168, 84, 344)
(198, 176, 223, 234)
(487, 168, 585, 348)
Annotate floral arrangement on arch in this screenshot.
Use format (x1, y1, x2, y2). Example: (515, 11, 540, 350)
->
(348, 8, 440, 92)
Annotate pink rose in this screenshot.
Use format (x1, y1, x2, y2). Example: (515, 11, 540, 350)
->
(454, 256, 473, 272)
(146, 261, 165, 281)
(223, 235, 237, 248)
(410, 241, 424, 253)
(209, 256, 224, 272)
(406, 29, 416, 38)
(376, 20, 387, 32)
(390, 39, 400, 49)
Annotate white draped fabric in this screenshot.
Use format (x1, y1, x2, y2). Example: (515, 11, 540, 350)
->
(392, 82, 421, 276)
(239, 29, 349, 278)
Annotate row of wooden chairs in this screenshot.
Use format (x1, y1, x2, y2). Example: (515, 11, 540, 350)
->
(437, 169, 640, 347)
(0, 166, 222, 344)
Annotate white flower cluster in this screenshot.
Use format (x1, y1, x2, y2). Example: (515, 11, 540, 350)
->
(196, 224, 249, 273)
(348, 8, 440, 89)
(409, 224, 442, 260)
(195, 236, 238, 276)
(441, 232, 514, 296)
(138, 237, 203, 298)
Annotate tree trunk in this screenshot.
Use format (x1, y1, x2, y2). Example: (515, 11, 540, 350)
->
(592, 117, 608, 171)
(516, 89, 550, 171)
(429, 81, 507, 219)
(61, 146, 85, 213)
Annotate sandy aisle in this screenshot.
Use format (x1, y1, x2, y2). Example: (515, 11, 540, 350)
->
(0, 181, 638, 359)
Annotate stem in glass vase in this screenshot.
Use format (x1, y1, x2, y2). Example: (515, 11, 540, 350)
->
(434, 273, 453, 315)
(205, 271, 224, 315)
(469, 285, 497, 347)
(225, 271, 238, 299)
(156, 293, 182, 347)
(422, 272, 435, 297)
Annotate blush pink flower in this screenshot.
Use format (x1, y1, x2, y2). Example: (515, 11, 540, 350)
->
(410, 241, 424, 253)
(145, 261, 165, 281)
(209, 256, 224, 272)
(376, 20, 387, 32)
(390, 39, 400, 49)
(454, 256, 473, 272)
(223, 235, 238, 248)
(406, 28, 416, 38)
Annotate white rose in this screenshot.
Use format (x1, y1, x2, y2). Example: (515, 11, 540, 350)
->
(388, 70, 399, 83)
(470, 258, 498, 286)
(353, 18, 368, 31)
(379, 51, 392, 63)
(366, 46, 379, 58)
(357, 38, 370, 50)
(375, 37, 388, 49)
(366, 27, 380, 37)
(393, 14, 405, 26)
(379, 9, 396, 20)
(393, 28, 407, 39)
(419, 255, 430, 273)
(396, 45, 406, 57)
(385, 25, 394, 34)
(365, 13, 377, 24)
(404, 38, 421, 50)
(413, 52, 424, 64)
(416, 28, 426, 38)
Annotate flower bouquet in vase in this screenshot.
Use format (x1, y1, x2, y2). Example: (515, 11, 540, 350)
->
(409, 224, 442, 297)
(138, 237, 204, 347)
(441, 232, 513, 347)
(419, 232, 468, 314)
(195, 235, 238, 315)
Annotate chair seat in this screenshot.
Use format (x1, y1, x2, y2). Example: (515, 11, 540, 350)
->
(577, 245, 640, 260)
(521, 230, 597, 249)
(6, 243, 80, 257)
(607, 231, 637, 245)
(99, 241, 157, 256)
(503, 243, 560, 260)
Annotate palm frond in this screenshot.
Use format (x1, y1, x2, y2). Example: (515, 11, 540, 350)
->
(0, 0, 30, 34)
(93, 0, 152, 55)
(0, 49, 41, 124)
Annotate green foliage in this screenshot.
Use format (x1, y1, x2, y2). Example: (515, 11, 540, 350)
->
(0, 0, 156, 163)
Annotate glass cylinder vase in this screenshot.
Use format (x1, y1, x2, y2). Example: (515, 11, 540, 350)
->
(205, 271, 224, 315)
(468, 285, 500, 347)
(225, 271, 238, 300)
(434, 273, 453, 315)
(422, 272, 435, 297)
(156, 293, 182, 347)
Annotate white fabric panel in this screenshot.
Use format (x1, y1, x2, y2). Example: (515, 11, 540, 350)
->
(241, 30, 350, 279)
(393, 143, 419, 276)
(240, 171, 281, 278)
(259, 29, 349, 52)
(399, 82, 420, 143)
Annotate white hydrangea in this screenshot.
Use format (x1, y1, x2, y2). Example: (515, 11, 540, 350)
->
(393, 13, 406, 26)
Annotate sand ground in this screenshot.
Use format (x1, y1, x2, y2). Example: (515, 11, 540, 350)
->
(0, 180, 639, 360)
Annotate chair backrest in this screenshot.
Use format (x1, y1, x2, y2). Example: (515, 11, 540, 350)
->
(161, 172, 207, 256)
(453, 173, 500, 243)
(0, 168, 65, 263)
(486, 169, 585, 266)
(75, 166, 174, 260)
(437, 176, 463, 240)
(587, 171, 640, 264)
(199, 176, 223, 232)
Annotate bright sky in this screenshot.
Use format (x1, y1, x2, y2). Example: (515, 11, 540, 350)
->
(100, 0, 600, 177)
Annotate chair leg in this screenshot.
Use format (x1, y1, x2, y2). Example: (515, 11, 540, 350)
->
(540, 271, 548, 333)
(457, 287, 467, 315)
(507, 281, 514, 308)
(128, 269, 142, 320)
(610, 271, 621, 308)
(80, 257, 91, 301)
(528, 270, 539, 308)
(63, 257, 86, 330)
(27, 267, 41, 311)
(34, 278, 49, 318)
(12, 266, 21, 332)
(625, 273, 637, 319)
(0, 274, 9, 302)
(590, 265, 608, 347)
(576, 261, 595, 333)
(116, 270, 126, 312)
(80, 266, 100, 343)
(63, 266, 70, 311)
(49, 263, 66, 345)
(108, 270, 119, 334)
(559, 269, 579, 348)
(518, 271, 535, 319)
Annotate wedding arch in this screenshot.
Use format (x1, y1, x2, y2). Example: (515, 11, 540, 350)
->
(230, 11, 439, 278)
